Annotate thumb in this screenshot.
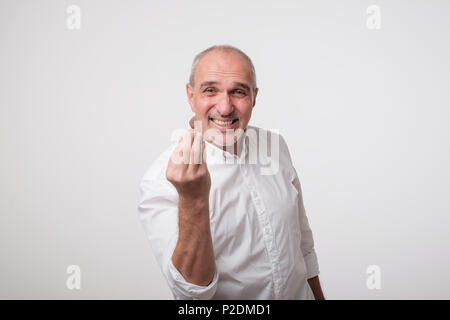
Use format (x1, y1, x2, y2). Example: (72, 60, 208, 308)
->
(189, 116, 196, 129)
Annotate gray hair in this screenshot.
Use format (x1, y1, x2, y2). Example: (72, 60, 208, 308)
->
(189, 45, 257, 90)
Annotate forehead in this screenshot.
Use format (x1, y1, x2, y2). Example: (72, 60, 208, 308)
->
(195, 50, 252, 86)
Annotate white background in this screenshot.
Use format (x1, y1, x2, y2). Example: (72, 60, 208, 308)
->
(1, 0, 449, 299)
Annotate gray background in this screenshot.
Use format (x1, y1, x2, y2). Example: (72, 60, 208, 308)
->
(1, 0, 449, 299)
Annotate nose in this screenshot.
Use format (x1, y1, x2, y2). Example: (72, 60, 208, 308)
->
(216, 92, 234, 116)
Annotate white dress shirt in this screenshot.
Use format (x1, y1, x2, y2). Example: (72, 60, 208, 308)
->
(138, 126, 320, 300)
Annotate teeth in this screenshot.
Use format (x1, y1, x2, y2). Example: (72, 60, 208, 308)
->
(212, 119, 234, 126)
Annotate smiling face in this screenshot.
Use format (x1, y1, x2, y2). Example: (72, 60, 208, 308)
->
(186, 49, 258, 148)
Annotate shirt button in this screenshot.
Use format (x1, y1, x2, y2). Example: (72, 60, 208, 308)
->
(264, 227, 270, 234)
(274, 266, 279, 273)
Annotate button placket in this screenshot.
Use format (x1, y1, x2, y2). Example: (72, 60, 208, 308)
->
(242, 167, 283, 299)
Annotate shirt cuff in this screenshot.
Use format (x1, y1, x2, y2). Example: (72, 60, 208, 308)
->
(167, 259, 218, 300)
(304, 249, 320, 279)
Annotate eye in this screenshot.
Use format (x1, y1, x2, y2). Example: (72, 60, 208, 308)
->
(203, 87, 216, 94)
(233, 89, 247, 97)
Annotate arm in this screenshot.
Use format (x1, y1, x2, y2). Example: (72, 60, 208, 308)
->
(172, 196, 215, 286)
(307, 276, 325, 300)
(279, 134, 324, 300)
(167, 129, 216, 286)
(139, 126, 217, 299)
(291, 167, 324, 300)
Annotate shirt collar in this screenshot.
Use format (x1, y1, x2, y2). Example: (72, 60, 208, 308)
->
(204, 129, 248, 164)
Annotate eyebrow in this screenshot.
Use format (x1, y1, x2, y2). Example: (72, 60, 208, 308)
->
(199, 81, 251, 92)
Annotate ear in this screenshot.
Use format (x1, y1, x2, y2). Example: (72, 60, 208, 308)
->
(186, 83, 195, 113)
(252, 88, 259, 108)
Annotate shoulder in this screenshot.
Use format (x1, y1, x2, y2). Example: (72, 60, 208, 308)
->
(246, 125, 294, 168)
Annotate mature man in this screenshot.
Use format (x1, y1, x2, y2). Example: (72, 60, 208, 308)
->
(138, 45, 324, 300)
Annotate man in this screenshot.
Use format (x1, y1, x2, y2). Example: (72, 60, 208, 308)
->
(138, 45, 325, 300)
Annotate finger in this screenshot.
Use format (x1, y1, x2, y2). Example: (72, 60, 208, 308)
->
(203, 128, 216, 144)
(169, 136, 185, 165)
(201, 138, 207, 166)
(189, 116, 196, 129)
(179, 129, 194, 165)
(190, 131, 203, 165)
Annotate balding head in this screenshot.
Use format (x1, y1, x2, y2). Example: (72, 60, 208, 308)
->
(189, 45, 257, 91)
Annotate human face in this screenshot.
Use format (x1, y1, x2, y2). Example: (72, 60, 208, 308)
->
(186, 50, 258, 147)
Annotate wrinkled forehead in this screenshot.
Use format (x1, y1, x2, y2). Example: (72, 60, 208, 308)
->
(195, 50, 253, 87)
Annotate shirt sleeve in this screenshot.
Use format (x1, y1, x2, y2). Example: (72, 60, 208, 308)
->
(291, 167, 320, 279)
(278, 133, 320, 280)
(138, 171, 218, 300)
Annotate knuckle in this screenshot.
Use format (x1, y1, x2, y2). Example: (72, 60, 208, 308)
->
(166, 167, 184, 183)
(165, 168, 174, 181)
